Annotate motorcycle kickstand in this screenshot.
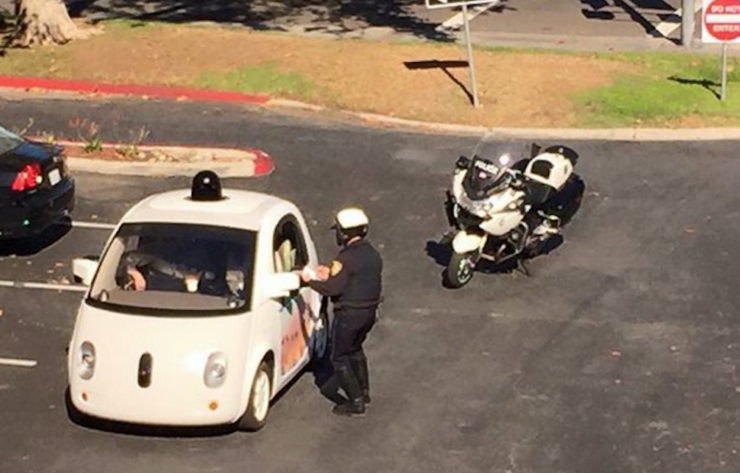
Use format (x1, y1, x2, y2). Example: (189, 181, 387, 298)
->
(517, 258, 532, 277)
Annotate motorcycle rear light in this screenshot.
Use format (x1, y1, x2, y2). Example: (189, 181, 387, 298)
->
(11, 163, 42, 192)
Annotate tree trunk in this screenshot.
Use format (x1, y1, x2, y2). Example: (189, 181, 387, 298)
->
(14, 0, 89, 47)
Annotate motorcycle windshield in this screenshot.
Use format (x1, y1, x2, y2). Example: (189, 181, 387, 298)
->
(463, 158, 512, 200)
(466, 134, 531, 172)
(456, 135, 530, 199)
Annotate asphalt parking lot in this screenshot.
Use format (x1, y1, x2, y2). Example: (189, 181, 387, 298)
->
(1, 99, 739, 473)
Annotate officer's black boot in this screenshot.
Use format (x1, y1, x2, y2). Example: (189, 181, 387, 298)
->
(351, 355, 371, 405)
(332, 365, 365, 417)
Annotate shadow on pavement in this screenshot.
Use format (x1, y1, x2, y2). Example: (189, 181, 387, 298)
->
(580, 0, 681, 45)
(307, 297, 347, 405)
(67, 0, 455, 42)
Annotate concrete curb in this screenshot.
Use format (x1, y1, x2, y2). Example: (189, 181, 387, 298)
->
(66, 157, 269, 177)
(5, 76, 740, 141)
(51, 140, 275, 177)
(331, 111, 740, 141)
(271, 100, 740, 141)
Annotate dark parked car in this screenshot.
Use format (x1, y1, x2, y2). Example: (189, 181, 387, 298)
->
(0, 125, 75, 239)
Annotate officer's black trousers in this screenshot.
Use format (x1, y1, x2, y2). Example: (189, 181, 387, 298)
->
(330, 308, 376, 401)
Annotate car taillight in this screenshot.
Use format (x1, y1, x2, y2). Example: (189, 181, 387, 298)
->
(11, 163, 42, 192)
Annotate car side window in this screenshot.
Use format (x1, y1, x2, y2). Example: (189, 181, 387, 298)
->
(272, 216, 309, 273)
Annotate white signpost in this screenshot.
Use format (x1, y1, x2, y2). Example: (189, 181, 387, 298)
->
(426, 0, 499, 108)
(702, 0, 740, 100)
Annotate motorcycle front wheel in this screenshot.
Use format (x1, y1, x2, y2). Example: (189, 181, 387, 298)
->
(445, 251, 477, 288)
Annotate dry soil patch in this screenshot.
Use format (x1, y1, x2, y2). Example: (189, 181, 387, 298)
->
(58, 25, 637, 127)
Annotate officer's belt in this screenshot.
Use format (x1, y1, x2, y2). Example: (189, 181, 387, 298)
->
(334, 299, 382, 310)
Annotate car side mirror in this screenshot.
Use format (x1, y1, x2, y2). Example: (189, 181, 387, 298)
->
(72, 256, 99, 286)
(264, 272, 301, 299)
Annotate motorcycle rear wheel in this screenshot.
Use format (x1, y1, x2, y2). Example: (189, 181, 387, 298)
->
(445, 251, 476, 288)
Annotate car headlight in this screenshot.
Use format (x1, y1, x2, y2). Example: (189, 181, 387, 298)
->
(79, 341, 96, 380)
(204, 352, 228, 388)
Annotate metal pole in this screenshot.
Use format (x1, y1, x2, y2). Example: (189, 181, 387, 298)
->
(721, 42, 728, 101)
(462, 4, 480, 108)
(681, 0, 694, 47)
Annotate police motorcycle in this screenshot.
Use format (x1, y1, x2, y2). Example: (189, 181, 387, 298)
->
(443, 140, 585, 288)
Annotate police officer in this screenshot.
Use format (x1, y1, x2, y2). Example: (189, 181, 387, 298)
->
(301, 207, 383, 417)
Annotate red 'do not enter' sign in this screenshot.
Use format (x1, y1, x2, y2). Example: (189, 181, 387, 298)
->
(705, 0, 740, 41)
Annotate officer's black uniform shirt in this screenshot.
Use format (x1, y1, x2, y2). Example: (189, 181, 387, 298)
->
(308, 239, 382, 309)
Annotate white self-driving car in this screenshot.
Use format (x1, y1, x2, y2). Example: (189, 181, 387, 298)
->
(68, 172, 325, 431)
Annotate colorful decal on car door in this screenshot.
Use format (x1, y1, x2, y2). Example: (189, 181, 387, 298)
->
(279, 289, 314, 375)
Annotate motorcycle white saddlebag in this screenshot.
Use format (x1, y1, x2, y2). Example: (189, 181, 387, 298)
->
(525, 152, 573, 191)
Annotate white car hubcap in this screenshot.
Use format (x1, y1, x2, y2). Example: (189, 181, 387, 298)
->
(252, 371, 270, 421)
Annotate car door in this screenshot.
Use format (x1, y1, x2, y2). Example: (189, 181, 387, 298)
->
(272, 214, 317, 383)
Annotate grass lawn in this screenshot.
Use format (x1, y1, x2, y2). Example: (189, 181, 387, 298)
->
(575, 51, 740, 127)
(193, 63, 314, 97)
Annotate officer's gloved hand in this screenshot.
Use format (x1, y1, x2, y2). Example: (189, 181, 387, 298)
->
(316, 265, 330, 281)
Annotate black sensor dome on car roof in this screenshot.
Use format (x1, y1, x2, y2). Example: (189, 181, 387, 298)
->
(191, 170, 223, 201)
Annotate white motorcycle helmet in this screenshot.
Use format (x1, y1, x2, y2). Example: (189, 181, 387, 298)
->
(333, 207, 369, 246)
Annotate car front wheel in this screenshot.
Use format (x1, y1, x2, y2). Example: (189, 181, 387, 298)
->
(237, 361, 272, 432)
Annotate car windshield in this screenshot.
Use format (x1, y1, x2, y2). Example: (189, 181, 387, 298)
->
(0, 126, 24, 156)
(89, 223, 257, 315)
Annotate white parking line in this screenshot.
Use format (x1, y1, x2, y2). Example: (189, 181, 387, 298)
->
(436, 1, 501, 32)
(655, 2, 704, 38)
(0, 280, 87, 292)
(71, 221, 116, 230)
(0, 357, 38, 368)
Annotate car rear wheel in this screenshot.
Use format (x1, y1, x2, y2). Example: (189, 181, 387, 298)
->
(237, 361, 272, 432)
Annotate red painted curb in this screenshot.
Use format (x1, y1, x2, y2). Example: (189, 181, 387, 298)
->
(248, 148, 276, 176)
(27, 136, 276, 178)
(0, 75, 270, 105)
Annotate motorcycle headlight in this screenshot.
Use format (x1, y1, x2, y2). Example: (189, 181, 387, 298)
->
(465, 199, 491, 217)
(204, 352, 228, 388)
(507, 200, 523, 211)
(79, 341, 96, 380)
